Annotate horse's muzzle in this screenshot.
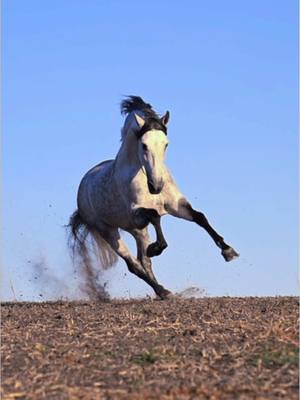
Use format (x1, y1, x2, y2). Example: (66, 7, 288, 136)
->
(148, 180, 164, 195)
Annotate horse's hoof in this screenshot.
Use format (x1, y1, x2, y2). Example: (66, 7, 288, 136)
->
(157, 288, 173, 300)
(222, 247, 239, 262)
(147, 241, 168, 258)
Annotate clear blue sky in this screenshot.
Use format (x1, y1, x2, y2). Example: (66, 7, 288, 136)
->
(2, 1, 298, 300)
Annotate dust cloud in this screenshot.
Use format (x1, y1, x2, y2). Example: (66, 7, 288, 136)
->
(177, 286, 208, 298)
(26, 253, 110, 302)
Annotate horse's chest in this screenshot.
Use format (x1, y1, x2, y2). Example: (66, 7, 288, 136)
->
(128, 174, 166, 214)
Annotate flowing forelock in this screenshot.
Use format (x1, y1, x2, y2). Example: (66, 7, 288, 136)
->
(120, 96, 166, 141)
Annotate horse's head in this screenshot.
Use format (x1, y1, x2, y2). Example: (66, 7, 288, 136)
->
(134, 112, 170, 194)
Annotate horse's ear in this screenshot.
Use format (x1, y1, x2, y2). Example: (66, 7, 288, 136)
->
(161, 111, 170, 126)
(134, 113, 145, 128)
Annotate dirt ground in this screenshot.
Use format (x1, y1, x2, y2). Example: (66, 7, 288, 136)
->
(1, 297, 299, 399)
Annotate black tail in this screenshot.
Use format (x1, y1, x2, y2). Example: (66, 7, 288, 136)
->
(67, 210, 118, 301)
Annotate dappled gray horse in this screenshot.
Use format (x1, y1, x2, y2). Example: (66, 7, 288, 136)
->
(69, 96, 239, 299)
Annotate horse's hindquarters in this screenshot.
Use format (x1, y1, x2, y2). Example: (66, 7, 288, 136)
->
(77, 160, 131, 229)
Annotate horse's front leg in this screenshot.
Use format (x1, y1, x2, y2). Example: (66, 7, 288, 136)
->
(166, 198, 239, 262)
(130, 228, 158, 281)
(132, 207, 168, 257)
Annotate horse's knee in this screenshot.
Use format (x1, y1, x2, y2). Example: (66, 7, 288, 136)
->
(132, 207, 161, 229)
(147, 241, 168, 257)
(191, 210, 208, 226)
(132, 208, 149, 229)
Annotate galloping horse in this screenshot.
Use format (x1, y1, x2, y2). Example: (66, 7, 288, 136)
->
(69, 96, 239, 299)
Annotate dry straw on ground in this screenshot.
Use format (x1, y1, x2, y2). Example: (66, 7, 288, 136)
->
(1, 297, 299, 399)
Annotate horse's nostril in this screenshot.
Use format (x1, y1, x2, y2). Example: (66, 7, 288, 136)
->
(148, 181, 156, 193)
(148, 180, 163, 194)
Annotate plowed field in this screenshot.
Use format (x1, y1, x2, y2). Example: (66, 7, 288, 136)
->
(1, 297, 298, 399)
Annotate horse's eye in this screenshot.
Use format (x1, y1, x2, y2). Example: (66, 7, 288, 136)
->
(165, 143, 169, 149)
(142, 143, 148, 151)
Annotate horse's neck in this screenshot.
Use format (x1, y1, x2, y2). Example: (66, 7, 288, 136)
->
(115, 132, 140, 172)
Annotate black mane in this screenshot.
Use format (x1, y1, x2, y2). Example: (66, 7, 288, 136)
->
(120, 96, 167, 137)
(120, 96, 159, 118)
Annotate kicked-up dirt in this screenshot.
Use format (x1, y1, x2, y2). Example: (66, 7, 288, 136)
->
(1, 297, 299, 399)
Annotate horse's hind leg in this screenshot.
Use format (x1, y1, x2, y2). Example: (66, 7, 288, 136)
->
(166, 198, 239, 262)
(133, 208, 168, 257)
(103, 228, 171, 299)
(130, 228, 157, 282)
